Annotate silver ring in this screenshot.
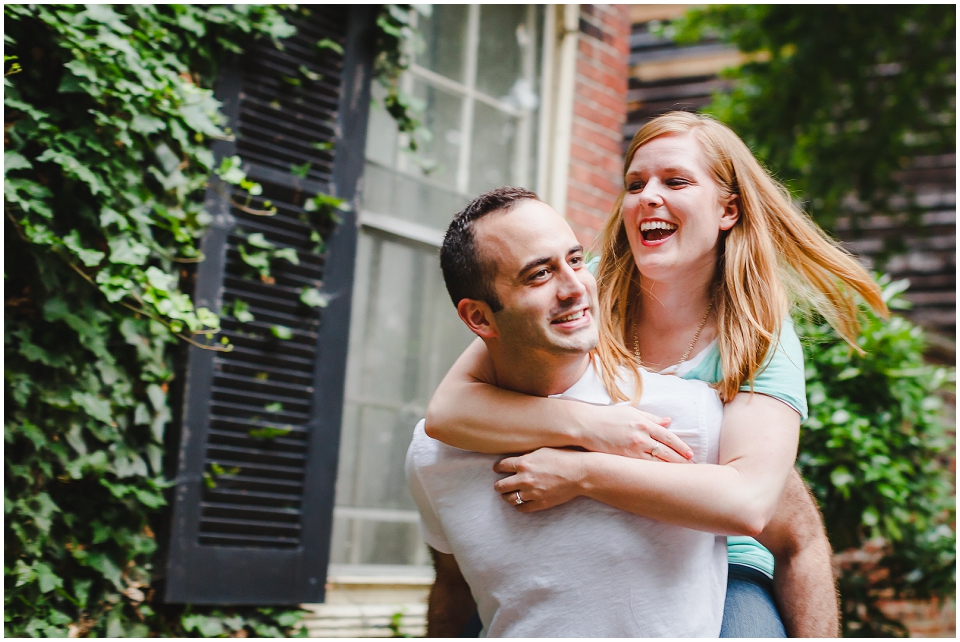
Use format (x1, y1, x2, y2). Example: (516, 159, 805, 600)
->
(651, 444, 660, 459)
(515, 491, 524, 505)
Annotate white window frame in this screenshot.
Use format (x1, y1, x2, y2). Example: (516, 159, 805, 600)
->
(331, 4, 549, 578)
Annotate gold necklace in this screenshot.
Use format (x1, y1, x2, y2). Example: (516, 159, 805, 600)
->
(634, 298, 714, 370)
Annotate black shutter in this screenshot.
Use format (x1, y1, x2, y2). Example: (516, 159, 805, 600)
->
(164, 5, 374, 605)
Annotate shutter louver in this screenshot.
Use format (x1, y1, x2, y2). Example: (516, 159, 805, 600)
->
(164, 6, 374, 605)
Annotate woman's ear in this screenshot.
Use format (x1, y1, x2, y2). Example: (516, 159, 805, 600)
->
(456, 298, 499, 339)
(719, 194, 740, 231)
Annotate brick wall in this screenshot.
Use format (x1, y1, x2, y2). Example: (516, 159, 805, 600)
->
(565, 4, 630, 246)
(879, 598, 956, 638)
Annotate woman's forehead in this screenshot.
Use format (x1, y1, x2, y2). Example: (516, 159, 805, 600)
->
(628, 132, 708, 172)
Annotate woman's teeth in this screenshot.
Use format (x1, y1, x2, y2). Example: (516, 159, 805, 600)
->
(554, 310, 584, 323)
(640, 220, 678, 241)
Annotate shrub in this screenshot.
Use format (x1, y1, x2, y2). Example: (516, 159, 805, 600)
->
(796, 277, 955, 636)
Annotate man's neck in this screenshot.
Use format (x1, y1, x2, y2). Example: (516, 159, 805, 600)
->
(485, 344, 591, 398)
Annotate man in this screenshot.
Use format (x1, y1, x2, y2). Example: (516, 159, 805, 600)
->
(407, 187, 838, 636)
(407, 187, 729, 636)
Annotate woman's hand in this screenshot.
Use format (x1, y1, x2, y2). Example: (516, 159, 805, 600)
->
(585, 404, 693, 462)
(493, 448, 587, 512)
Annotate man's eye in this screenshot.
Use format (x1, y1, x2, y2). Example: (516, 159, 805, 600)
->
(569, 256, 583, 266)
(531, 269, 549, 280)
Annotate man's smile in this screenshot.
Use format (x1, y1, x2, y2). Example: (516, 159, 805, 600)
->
(550, 307, 590, 327)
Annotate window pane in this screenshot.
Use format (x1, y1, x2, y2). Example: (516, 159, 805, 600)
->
(414, 5, 469, 83)
(330, 232, 476, 567)
(410, 80, 462, 185)
(365, 84, 399, 169)
(476, 5, 529, 99)
(362, 163, 468, 231)
(469, 102, 519, 194)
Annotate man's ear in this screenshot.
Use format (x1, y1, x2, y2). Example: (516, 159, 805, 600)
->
(456, 298, 498, 339)
(719, 194, 740, 231)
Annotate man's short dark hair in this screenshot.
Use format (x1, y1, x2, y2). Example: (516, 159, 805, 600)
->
(440, 186, 540, 313)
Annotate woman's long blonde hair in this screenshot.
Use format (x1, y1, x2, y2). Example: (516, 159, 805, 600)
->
(594, 111, 889, 402)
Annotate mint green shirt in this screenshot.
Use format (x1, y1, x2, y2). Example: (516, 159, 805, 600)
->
(677, 320, 807, 577)
(585, 256, 806, 577)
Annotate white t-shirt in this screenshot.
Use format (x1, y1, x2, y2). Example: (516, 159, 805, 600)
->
(405, 361, 727, 637)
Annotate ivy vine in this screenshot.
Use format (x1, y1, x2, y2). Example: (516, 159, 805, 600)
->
(3, 4, 399, 637)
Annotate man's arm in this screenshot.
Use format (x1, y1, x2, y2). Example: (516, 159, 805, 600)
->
(425, 338, 690, 461)
(427, 548, 477, 638)
(756, 469, 840, 637)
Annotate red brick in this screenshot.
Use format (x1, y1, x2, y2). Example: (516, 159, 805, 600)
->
(576, 83, 627, 124)
(571, 123, 622, 153)
(567, 177, 619, 203)
(573, 101, 625, 131)
(578, 44, 629, 77)
(568, 183, 616, 211)
(569, 164, 621, 193)
(572, 110, 625, 145)
(577, 59, 628, 93)
(574, 130, 621, 159)
(569, 143, 621, 174)
(573, 101, 625, 132)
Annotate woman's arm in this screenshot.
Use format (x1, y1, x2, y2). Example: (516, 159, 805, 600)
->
(493, 392, 800, 536)
(424, 338, 693, 462)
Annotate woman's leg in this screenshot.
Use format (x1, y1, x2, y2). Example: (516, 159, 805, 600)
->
(720, 564, 787, 638)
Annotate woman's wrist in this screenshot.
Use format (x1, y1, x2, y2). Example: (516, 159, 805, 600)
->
(562, 401, 603, 451)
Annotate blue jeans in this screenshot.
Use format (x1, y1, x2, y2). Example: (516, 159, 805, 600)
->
(720, 564, 787, 637)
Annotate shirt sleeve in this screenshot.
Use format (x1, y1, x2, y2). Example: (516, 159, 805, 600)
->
(742, 319, 808, 421)
(405, 422, 454, 554)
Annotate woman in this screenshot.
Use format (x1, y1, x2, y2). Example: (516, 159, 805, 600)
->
(425, 112, 887, 635)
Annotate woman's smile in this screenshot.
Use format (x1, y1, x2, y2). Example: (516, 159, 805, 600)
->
(639, 218, 678, 245)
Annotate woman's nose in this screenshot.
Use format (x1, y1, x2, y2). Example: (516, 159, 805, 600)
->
(638, 181, 663, 207)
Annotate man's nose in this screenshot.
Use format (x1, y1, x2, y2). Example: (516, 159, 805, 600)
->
(556, 263, 586, 300)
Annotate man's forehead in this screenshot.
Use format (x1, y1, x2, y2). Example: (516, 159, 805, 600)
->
(475, 201, 577, 263)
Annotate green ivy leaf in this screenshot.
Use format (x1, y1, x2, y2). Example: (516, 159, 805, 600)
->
(270, 325, 293, 340)
(108, 236, 151, 265)
(248, 426, 292, 439)
(315, 38, 344, 55)
(4, 150, 32, 172)
(273, 247, 299, 265)
(232, 298, 255, 323)
(300, 287, 330, 308)
(62, 230, 106, 267)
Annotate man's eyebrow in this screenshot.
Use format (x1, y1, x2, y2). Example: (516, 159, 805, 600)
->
(518, 245, 583, 277)
(518, 256, 552, 277)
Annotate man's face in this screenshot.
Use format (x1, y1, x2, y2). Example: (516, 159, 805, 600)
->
(474, 200, 599, 356)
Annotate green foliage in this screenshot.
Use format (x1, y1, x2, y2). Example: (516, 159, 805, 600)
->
(3, 4, 327, 637)
(373, 4, 433, 153)
(673, 5, 955, 235)
(796, 277, 955, 636)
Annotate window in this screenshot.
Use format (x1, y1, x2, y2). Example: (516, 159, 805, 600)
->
(328, 5, 544, 576)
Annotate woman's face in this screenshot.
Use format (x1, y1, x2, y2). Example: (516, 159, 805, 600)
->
(621, 132, 739, 284)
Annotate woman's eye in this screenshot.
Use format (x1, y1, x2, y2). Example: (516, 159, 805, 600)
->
(628, 182, 644, 191)
(666, 178, 689, 187)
